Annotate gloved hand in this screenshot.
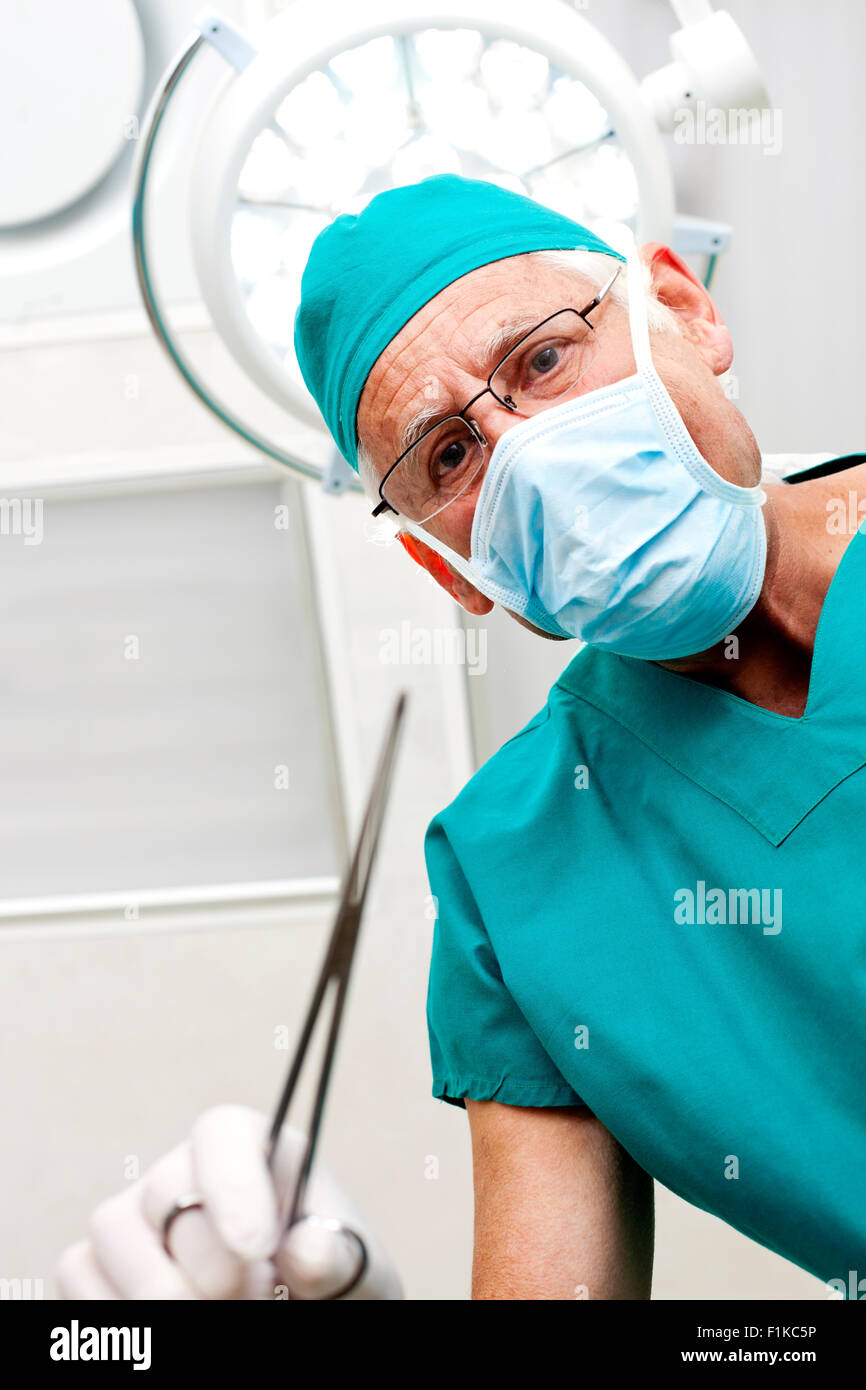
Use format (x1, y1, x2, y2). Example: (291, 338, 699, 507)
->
(55, 1105, 403, 1300)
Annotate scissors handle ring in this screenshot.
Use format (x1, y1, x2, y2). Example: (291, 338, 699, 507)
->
(162, 1201, 367, 1299)
(161, 1192, 204, 1255)
(286, 1214, 369, 1301)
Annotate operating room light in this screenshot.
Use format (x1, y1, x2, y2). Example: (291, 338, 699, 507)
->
(136, 0, 762, 487)
(220, 26, 636, 399)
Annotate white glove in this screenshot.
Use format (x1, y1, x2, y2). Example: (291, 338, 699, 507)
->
(55, 1105, 403, 1301)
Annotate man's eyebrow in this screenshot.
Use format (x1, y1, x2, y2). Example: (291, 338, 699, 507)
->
(400, 401, 450, 452)
(479, 313, 550, 369)
(397, 314, 549, 452)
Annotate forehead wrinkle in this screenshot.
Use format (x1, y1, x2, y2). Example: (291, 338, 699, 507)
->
(361, 294, 457, 447)
(374, 300, 476, 456)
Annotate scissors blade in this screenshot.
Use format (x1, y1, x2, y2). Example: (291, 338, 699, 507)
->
(266, 690, 408, 1230)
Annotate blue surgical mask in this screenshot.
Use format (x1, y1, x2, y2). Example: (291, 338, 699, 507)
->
(400, 230, 767, 662)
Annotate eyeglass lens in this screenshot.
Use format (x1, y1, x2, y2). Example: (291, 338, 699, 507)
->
(384, 311, 599, 524)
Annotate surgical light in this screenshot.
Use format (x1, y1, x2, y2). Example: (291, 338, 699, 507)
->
(132, 0, 766, 493)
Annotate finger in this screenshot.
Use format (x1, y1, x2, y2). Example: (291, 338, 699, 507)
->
(56, 1240, 120, 1301)
(238, 1257, 280, 1301)
(140, 1141, 246, 1300)
(89, 1184, 201, 1300)
(191, 1106, 279, 1261)
(275, 1217, 366, 1300)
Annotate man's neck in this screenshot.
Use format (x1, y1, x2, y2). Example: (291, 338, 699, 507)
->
(656, 463, 866, 718)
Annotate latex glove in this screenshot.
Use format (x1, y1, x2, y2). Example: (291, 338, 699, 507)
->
(55, 1105, 403, 1301)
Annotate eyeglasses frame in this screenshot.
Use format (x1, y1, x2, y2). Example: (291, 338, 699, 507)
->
(370, 261, 622, 521)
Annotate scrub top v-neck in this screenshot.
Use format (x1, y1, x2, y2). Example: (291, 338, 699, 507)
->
(425, 472, 866, 1291)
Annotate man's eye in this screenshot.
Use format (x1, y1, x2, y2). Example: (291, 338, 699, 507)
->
(431, 437, 470, 481)
(530, 345, 560, 375)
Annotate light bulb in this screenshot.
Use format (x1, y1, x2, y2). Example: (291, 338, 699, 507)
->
(418, 81, 492, 150)
(276, 71, 344, 147)
(344, 89, 413, 168)
(414, 27, 483, 84)
(329, 35, 399, 92)
(244, 273, 294, 349)
(231, 211, 284, 285)
(543, 78, 610, 148)
(479, 109, 552, 175)
(238, 130, 297, 203)
(580, 145, 638, 221)
(480, 41, 549, 109)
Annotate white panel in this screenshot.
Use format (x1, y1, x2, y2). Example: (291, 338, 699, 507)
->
(0, 0, 144, 227)
(0, 0, 259, 318)
(0, 477, 342, 898)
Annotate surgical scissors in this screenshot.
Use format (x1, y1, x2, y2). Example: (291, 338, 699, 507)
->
(162, 690, 408, 1299)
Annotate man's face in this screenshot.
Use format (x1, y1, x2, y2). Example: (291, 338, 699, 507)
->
(356, 243, 761, 627)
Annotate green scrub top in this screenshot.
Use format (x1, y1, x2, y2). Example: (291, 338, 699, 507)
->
(425, 459, 866, 1292)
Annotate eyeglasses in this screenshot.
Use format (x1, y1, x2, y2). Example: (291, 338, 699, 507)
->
(371, 263, 621, 525)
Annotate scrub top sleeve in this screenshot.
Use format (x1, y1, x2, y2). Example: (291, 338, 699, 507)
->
(424, 816, 586, 1111)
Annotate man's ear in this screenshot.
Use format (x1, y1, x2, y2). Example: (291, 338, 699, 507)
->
(641, 242, 732, 374)
(397, 532, 494, 615)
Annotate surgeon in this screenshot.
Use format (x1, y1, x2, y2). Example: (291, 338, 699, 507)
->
(58, 174, 866, 1299)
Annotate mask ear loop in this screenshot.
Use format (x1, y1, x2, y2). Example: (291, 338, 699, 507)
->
(398, 512, 489, 592)
(603, 223, 654, 377)
(397, 530, 454, 588)
(606, 223, 766, 509)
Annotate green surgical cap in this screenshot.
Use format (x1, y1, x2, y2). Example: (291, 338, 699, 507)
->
(292, 173, 624, 472)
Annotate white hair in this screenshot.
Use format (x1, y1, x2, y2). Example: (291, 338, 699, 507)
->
(356, 247, 676, 497)
(535, 247, 675, 334)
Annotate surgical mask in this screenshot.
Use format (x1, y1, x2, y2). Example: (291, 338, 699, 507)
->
(399, 228, 767, 662)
